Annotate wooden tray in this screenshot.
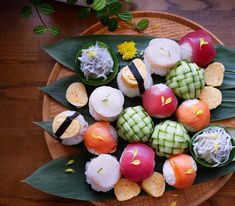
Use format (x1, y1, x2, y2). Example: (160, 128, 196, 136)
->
(42, 11, 233, 206)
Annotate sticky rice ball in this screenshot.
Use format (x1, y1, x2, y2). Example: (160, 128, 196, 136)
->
(85, 154, 121, 192)
(84, 122, 118, 155)
(89, 86, 124, 122)
(119, 143, 155, 182)
(163, 154, 197, 189)
(144, 38, 181, 76)
(142, 84, 178, 118)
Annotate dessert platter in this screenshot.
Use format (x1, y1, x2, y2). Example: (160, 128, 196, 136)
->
(26, 12, 235, 206)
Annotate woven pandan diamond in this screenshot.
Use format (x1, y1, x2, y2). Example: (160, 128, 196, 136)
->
(166, 61, 205, 99)
(116, 106, 154, 143)
(150, 120, 190, 157)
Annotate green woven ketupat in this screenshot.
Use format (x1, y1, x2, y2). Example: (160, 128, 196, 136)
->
(166, 61, 205, 99)
(116, 106, 154, 142)
(150, 120, 190, 157)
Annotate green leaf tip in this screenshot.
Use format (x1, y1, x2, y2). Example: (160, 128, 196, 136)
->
(78, 8, 91, 19)
(49, 26, 61, 36)
(108, 18, 118, 31)
(33, 25, 47, 35)
(118, 11, 133, 21)
(38, 3, 55, 15)
(136, 19, 150, 31)
(92, 0, 107, 11)
(21, 5, 32, 18)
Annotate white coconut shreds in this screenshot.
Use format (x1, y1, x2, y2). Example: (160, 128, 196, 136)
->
(192, 127, 234, 167)
(180, 42, 192, 61)
(78, 42, 114, 80)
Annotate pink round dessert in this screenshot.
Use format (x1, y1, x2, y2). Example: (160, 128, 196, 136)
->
(119, 143, 155, 182)
(179, 29, 216, 67)
(142, 84, 178, 118)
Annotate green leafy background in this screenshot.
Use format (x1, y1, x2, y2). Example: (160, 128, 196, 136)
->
(24, 138, 235, 201)
(28, 35, 235, 201)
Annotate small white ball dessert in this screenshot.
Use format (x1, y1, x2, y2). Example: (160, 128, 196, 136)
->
(144, 38, 181, 76)
(52, 110, 88, 145)
(89, 86, 124, 122)
(117, 58, 153, 98)
(85, 154, 121, 192)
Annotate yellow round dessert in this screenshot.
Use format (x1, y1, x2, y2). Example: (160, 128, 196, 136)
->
(66, 82, 88, 108)
(121, 58, 147, 88)
(52, 112, 81, 139)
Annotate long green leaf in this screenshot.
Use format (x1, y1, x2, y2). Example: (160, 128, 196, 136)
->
(40, 75, 95, 124)
(24, 130, 235, 201)
(215, 45, 235, 72)
(220, 73, 235, 90)
(42, 35, 235, 74)
(41, 35, 153, 70)
(33, 120, 55, 137)
(41, 35, 235, 122)
(221, 90, 235, 103)
(40, 74, 234, 122)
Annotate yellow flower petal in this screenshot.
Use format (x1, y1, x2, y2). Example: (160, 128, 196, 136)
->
(132, 148, 138, 159)
(92, 134, 105, 141)
(87, 50, 96, 57)
(185, 168, 194, 174)
(130, 159, 141, 165)
(117, 41, 137, 60)
(200, 38, 208, 48)
(170, 201, 177, 206)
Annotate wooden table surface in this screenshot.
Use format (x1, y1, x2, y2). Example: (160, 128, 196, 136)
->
(0, 0, 235, 205)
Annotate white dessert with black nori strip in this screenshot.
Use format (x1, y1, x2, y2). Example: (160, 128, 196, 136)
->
(52, 110, 88, 145)
(85, 154, 121, 192)
(117, 58, 153, 98)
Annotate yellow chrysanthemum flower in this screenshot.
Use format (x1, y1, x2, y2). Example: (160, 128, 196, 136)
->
(117, 41, 137, 60)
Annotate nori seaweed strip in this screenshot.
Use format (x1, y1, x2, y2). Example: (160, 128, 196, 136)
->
(55, 112, 80, 139)
(129, 61, 145, 94)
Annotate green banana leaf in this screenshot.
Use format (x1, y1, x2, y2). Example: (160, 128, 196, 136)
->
(33, 121, 55, 137)
(40, 35, 235, 122)
(24, 129, 235, 201)
(30, 35, 235, 201)
(42, 35, 235, 89)
(214, 45, 235, 73)
(41, 35, 153, 70)
(40, 73, 235, 122)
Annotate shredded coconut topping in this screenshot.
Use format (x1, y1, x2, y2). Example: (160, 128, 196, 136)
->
(78, 42, 114, 80)
(192, 127, 234, 167)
